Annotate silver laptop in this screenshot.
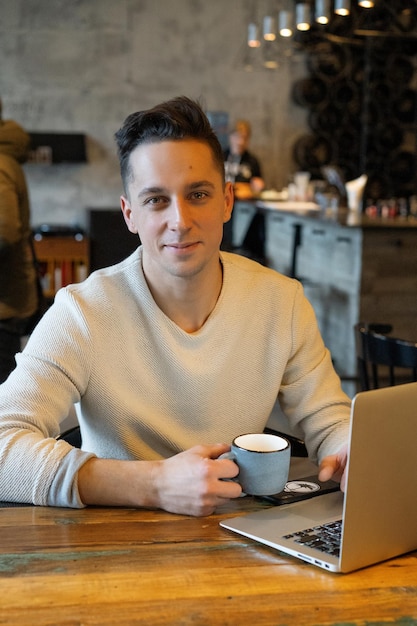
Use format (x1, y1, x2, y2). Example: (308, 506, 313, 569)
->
(221, 382, 417, 573)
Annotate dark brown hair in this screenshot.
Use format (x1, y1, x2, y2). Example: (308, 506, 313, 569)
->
(115, 96, 225, 193)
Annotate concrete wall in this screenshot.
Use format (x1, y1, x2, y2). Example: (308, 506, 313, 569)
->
(0, 0, 308, 229)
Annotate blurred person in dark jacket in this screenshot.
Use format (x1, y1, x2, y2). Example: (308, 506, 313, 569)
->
(222, 120, 266, 256)
(222, 119, 265, 253)
(0, 100, 38, 382)
(224, 119, 265, 200)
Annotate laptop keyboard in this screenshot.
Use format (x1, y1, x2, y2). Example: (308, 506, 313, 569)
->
(283, 520, 342, 557)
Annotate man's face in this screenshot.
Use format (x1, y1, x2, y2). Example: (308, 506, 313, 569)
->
(229, 130, 249, 156)
(120, 139, 233, 285)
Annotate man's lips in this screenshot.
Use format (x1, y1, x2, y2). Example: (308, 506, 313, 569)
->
(164, 242, 199, 249)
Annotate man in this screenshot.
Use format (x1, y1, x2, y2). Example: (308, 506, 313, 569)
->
(0, 97, 349, 514)
(0, 100, 39, 383)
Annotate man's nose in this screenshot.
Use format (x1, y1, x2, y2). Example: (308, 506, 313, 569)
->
(169, 198, 192, 229)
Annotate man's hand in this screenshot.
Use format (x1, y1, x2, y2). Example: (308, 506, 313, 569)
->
(318, 444, 348, 492)
(78, 443, 242, 516)
(154, 443, 242, 517)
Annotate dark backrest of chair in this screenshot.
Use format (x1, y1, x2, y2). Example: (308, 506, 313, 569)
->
(355, 323, 417, 390)
(58, 425, 82, 448)
(263, 427, 308, 457)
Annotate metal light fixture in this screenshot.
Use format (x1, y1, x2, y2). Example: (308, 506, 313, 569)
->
(316, 0, 331, 25)
(278, 10, 293, 37)
(296, 3, 311, 31)
(334, 0, 351, 16)
(248, 23, 260, 48)
(263, 16, 276, 41)
(247, 0, 384, 59)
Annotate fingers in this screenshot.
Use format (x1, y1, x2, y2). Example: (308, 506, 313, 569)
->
(318, 463, 334, 484)
(339, 469, 347, 493)
(190, 443, 240, 480)
(216, 479, 242, 500)
(318, 454, 338, 482)
(216, 457, 239, 480)
(318, 446, 349, 491)
(203, 443, 231, 459)
(156, 444, 243, 517)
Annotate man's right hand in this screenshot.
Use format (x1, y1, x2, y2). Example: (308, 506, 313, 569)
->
(78, 443, 242, 517)
(154, 443, 242, 516)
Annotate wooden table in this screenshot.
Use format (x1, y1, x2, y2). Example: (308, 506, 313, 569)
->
(1, 460, 417, 625)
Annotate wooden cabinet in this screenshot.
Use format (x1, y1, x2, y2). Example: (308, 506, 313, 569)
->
(265, 212, 297, 276)
(231, 201, 257, 248)
(33, 235, 89, 299)
(360, 229, 417, 341)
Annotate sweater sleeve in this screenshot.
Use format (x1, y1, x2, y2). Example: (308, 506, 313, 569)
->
(0, 288, 96, 506)
(278, 282, 351, 464)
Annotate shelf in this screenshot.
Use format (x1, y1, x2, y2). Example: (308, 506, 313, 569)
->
(33, 236, 89, 298)
(28, 132, 87, 164)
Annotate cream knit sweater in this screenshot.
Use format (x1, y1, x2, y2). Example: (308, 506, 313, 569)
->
(0, 249, 350, 507)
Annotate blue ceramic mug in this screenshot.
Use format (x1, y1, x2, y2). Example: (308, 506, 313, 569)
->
(221, 433, 291, 496)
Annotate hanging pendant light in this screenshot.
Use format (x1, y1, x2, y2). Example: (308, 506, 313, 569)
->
(263, 16, 276, 41)
(296, 3, 311, 31)
(248, 23, 261, 47)
(245, 0, 381, 59)
(279, 10, 293, 37)
(315, 0, 331, 25)
(334, 0, 351, 16)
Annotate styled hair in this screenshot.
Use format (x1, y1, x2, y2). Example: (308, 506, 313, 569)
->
(115, 96, 225, 192)
(230, 119, 251, 137)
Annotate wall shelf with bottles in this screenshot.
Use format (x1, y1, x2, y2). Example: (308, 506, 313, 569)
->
(28, 132, 87, 164)
(33, 234, 89, 299)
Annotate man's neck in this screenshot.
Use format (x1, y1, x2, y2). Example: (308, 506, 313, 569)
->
(144, 259, 223, 334)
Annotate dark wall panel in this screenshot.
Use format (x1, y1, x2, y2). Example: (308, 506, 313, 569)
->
(88, 209, 139, 272)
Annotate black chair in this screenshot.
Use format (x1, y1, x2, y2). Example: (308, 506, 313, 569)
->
(58, 425, 82, 448)
(263, 427, 308, 457)
(355, 322, 417, 391)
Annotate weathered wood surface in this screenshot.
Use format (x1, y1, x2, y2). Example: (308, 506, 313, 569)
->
(1, 497, 417, 625)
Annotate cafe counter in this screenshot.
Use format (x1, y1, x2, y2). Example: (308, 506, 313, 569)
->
(232, 201, 417, 378)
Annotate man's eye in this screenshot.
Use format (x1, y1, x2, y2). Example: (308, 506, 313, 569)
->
(192, 191, 207, 200)
(145, 196, 162, 206)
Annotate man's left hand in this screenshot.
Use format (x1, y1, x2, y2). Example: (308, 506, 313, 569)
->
(318, 444, 348, 491)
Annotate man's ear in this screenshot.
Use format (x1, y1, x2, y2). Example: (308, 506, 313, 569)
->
(120, 195, 138, 234)
(223, 181, 234, 223)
